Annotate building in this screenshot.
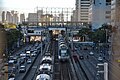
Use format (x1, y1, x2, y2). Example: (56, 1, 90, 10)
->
(2, 11, 5, 23)
(111, 0, 120, 27)
(28, 13, 37, 23)
(20, 14, 25, 23)
(71, 10, 77, 22)
(75, 0, 91, 23)
(41, 14, 54, 26)
(58, 13, 64, 22)
(89, 0, 111, 29)
(37, 10, 43, 21)
(6, 11, 13, 23)
(28, 10, 43, 23)
(5, 11, 19, 24)
(12, 12, 19, 24)
(10, 10, 19, 24)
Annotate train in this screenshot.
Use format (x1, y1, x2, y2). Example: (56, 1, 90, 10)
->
(36, 74, 51, 80)
(58, 34, 69, 61)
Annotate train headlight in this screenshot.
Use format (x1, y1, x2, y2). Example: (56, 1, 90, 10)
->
(59, 56, 60, 59)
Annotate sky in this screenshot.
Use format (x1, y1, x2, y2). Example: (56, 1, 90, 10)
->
(2, 0, 75, 13)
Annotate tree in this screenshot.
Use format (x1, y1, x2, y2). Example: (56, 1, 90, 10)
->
(4, 23, 16, 29)
(6, 29, 23, 54)
(91, 29, 106, 43)
(77, 28, 92, 41)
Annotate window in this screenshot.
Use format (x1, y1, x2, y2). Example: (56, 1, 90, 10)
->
(106, 2, 111, 5)
(81, 8, 89, 9)
(106, 0, 111, 2)
(81, 16, 88, 18)
(81, 5, 90, 7)
(106, 11, 111, 14)
(81, 13, 88, 15)
(81, 19, 88, 20)
(81, 9, 88, 12)
(28, 30, 34, 33)
(81, 0, 90, 1)
(106, 16, 111, 19)
(106, 0, 111, 5)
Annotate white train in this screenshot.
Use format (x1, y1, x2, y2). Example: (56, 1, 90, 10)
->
(36, 74, 51, 80)
(58, 44, 69, 61)
(58, 34, 69, 61)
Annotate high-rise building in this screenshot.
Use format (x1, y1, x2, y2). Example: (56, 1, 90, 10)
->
(20, 14, 25, 23)
(75, 0, 91, 23)
(6, 11, 12, 23)
(11, 10, 15, 15)
(71, 10, 77, 22)
(37, 10, 43, 21)
(12, 12, 19, 24)
(89, 0, 111, 29)
(2, 11, 5, 23)
(5, 11, 19, 24)
(28, 13, 37, 22)
(27, 10, 44, 23)
(58, 13, 64, 22)
(111, 0, 120, 27)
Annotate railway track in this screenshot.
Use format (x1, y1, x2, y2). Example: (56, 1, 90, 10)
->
(60, 62, 72, 80)
(53, 40, 60, 80)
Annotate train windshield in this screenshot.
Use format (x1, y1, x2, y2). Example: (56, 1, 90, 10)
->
(61, 50, 68, 56)
(61, 50, 67, 53)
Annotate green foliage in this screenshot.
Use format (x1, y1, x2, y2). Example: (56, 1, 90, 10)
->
(77, 27, 107, 43)
(77, 28, 93, 41)
(91, 29, 106, 43)
(78, 28, 92, 37)
(4, 23, 16, 29)
(99, 24, 112, 32)
(6, 29, 23, 50)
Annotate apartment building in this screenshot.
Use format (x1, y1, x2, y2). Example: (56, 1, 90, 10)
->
(111, 0, 120, 27)
(89, 0, 111, 29)
(28, 13, 38, 22)
(2, 11, 5, 23)
(6, 11, 13, 23)
(75, 0, 91, 23)
(20, 14, 25, 24)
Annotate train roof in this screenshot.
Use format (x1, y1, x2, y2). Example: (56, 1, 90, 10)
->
(36, 74, 50, 80)
(59, 44, 68, 49)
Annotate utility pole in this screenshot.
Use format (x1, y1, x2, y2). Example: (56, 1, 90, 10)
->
(41, 31, 42, 55)
(71, 30, 74, 51)
(37, 6, 39, 27)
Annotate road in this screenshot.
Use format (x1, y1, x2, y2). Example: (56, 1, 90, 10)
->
(22, 44, 43, 80)
(14, 43, 39, 80)
(74, 43, 105, 80)
(8, 33, 116, 80)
